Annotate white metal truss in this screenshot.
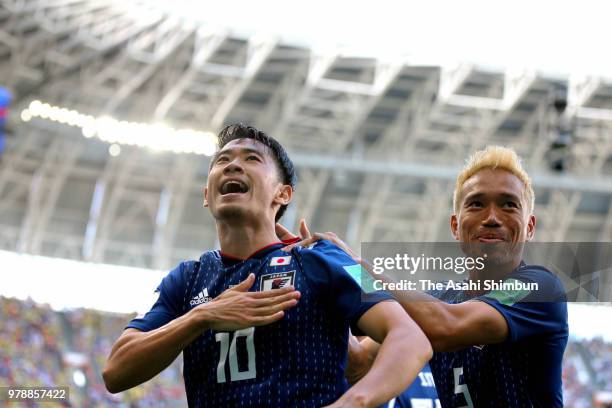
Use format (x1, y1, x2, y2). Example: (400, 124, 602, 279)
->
(152, 29, 227, 121)
(150, 155, 199, 270)
(17, 137, 82, 254)
(537, 191, 582, 242)
(1, 0, 611, 270)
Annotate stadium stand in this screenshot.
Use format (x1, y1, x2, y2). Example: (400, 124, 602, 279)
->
(1, 295, 611, 407)
(0, 296, 186, 407)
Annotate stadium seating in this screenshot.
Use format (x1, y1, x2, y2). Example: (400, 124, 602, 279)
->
(0, 296, 186, 407)
(1, 296, 610, 407)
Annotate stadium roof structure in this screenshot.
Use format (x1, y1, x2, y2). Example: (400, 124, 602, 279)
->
(1, 0, 611, 271)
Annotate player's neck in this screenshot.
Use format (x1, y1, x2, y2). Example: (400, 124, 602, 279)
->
(216, 222, 279, 259)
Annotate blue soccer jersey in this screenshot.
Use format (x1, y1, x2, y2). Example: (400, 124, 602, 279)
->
(128, 240, 391, 407)
(427, 263, 568, 407)
(381, 363, 440, 408)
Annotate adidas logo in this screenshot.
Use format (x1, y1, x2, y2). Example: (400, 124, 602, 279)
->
(190, 288, 213, 306)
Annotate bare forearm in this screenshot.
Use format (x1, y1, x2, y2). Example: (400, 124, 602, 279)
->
(391, 283, 511, 351)
(103, 310, 204, 393)
(344, 327, 432, 407)
(378, 273, 454, 344)
(395, 292, 450, 330)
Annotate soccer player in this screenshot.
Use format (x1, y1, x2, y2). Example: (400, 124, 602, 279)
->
(103, 124, 432, 408)
(284, 146, 569, 407)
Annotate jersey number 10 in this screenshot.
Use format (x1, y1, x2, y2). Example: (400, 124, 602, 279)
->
(215, 327, 257, 383)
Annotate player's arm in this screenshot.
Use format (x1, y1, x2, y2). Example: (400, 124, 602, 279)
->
(379, 278, 508, 351)
(402, 268, 568, 351)
(103, 316, 206, 393)
(329, 301, 432, 408)
(279, 221, 509, 352)
(103, 274, 300, 393)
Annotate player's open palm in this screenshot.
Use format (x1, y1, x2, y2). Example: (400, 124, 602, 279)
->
(197, 273, 300, 331)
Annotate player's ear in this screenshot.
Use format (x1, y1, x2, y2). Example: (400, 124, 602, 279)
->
(450, 214, 460, 240)
(274, 184, 293, 206)
(526, 214, 536, 241)
(203, 186, 209, 208)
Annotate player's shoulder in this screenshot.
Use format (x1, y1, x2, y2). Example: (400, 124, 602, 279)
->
(162, 259, 201, 286)
(514, 263, 556, 280)
(292, 239, 354, 264)
(511, 263, 566, 301)
(163, 253, 215, 285)
(197, 249, 220, 264)
(294, 239, 352, 259)
(181, 258, 202, 271)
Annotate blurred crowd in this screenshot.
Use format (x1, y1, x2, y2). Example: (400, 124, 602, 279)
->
(0, 296, 185, 407)
(1, 295, 611, 407)
(563, 336, 612, 407)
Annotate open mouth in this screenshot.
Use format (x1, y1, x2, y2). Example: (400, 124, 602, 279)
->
(220, 180, 249, 195)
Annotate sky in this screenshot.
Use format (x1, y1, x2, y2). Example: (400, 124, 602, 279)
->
(157, 0, 612, 78)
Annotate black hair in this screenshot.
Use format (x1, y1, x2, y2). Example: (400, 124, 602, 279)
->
(212, 123, 296, 221)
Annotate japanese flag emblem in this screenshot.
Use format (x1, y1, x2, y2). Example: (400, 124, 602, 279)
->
(270, 256, 291, 266)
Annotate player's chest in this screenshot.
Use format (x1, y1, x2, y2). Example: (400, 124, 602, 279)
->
(186, 255, 309, 309)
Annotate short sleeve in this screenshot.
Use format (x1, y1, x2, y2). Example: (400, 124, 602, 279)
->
(477, 267, 568, 342)
(126, 262, 188, 332)
(295, 240, 393, 335)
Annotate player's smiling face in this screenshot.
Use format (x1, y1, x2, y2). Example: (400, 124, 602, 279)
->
(451, 168, 536, 266)
(204, 138, 291, 223)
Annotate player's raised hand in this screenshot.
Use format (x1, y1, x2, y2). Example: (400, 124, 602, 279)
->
(195, 273, 301, 332)
(275, 218, 311, 242)
(277, 218, 316, 251)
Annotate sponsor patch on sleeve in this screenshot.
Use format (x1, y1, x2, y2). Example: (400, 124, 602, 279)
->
(486, 278, 532, 305)
(344, 264, 363, 285)
(343, 264, 376, 293)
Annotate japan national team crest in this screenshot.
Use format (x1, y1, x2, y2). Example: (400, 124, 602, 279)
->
(260, 271, 296, 291)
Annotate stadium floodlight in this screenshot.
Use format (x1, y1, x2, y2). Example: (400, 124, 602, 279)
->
(553, 88, 569, 114)
(23, 100, 218, 156)
(20, 109, 32, 122)
(108, 144, 121, 157)
(546, 87, 574, 172)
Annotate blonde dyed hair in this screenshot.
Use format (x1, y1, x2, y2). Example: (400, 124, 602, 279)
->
(453, 146, 535, 215)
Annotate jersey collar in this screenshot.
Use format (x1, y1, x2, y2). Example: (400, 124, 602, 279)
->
(220, 237, 300, 265)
